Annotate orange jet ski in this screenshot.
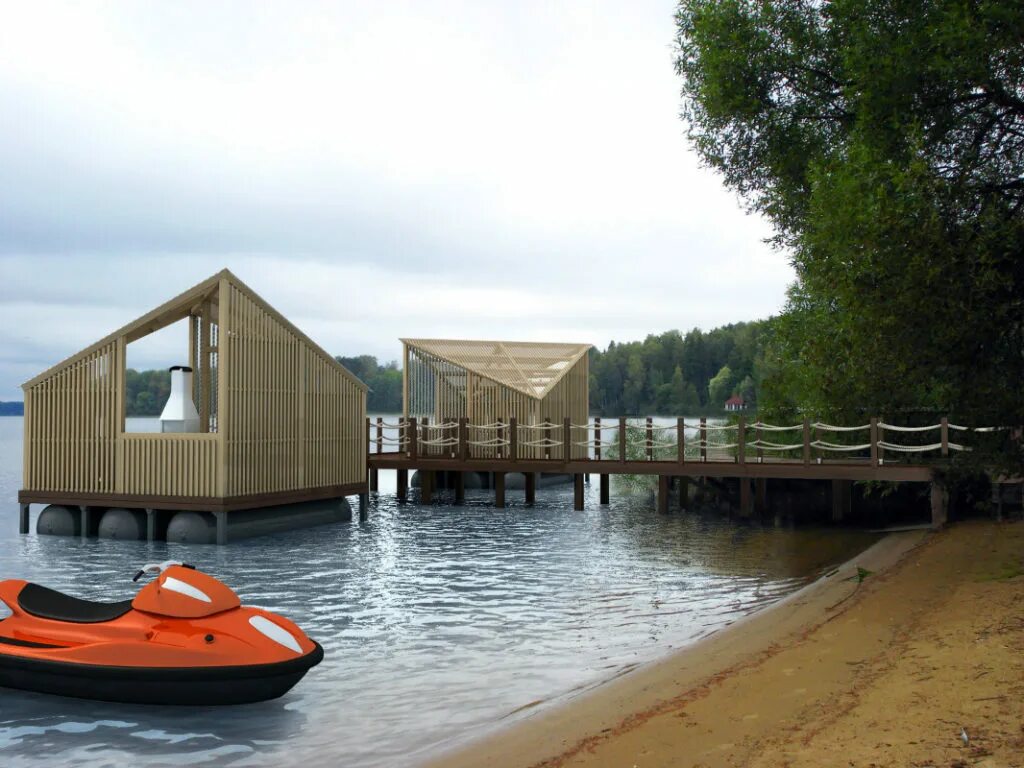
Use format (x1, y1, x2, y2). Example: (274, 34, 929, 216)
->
(0, 561, 323, 705)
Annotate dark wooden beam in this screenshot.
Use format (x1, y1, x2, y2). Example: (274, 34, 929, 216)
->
(657, 475, 669, 514)
(495, 472, 505, 508)
(455, 471, 465, 505)
(396, 469, 408, 502)
(365, 455, 933, 482)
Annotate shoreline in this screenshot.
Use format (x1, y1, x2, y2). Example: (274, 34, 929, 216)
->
(426, 521, 1024, 767)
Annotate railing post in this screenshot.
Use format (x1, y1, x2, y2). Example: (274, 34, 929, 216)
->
(563, 417, 572, 465)
(509, 416, 518, 462)
(870, 417, 879, 468)
(737, 415, 746, 464)
(677, 417, 685, 465)
(619, 417, 627, 465)
(376, 417, 383, 455)
(878, 416, 886, 465)
(814, 423, 821, 464)
(409, 417, 418, 460)
(645, 417, 653, 461)
(421, 417, 429, 458)
(755, 420, 763, 463)
(595, 417, 602, 461)
(700, 417, 707, 462)
(459, 416, 468, 462)
(940, 416, 949, 458)
(497, 419, 505, 460)
(802, 419, 811, 465)
(365, 417, 371, 455)
(544, 415, 551, 461)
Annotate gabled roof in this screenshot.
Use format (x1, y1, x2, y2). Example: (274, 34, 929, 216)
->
(24, 269, 366, 391)
(402, 338, 591, 400)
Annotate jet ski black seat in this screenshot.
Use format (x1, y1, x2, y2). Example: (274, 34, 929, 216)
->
(17, 583, 133, 624)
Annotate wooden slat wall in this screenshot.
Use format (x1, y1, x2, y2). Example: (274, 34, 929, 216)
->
(119, 434, 219, 496)
(538, 352, 589, 459)
(23, 342, 119, 493)
(405, 343, 588, 460)
(190, 304, 219, 433)
(24, 277, 365, 502)
(224, 286, 365, 496)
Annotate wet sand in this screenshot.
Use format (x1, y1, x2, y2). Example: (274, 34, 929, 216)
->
(428, 520, 1024, 768)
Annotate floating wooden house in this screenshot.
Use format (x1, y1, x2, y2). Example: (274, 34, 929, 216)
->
(401, 338, 591, 459)
(19, 269, 367, 543)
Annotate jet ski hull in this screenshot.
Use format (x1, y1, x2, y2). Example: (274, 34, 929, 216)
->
(0, 640, 324, 705)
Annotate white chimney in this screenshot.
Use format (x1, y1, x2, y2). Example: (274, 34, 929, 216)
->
(160, 365, 201, 433)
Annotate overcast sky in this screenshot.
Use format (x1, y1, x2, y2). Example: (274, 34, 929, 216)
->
(0, 1, 792, 399)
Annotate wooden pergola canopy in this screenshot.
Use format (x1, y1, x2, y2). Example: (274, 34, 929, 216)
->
(401, 338, 591, 400)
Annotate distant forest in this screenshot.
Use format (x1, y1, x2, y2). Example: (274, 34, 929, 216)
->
(334, 356, 403, 413)
(112, 321, 770, 417)
(125, 369, 173, 416)
(589, 321, 766, 415)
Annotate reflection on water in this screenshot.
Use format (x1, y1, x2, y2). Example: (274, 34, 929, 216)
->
(0, 418, 879, 767)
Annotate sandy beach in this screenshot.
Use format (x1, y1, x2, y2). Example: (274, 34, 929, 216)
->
(429, 520, 1024, 768)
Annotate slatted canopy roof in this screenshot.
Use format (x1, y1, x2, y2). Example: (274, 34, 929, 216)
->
(401, 338, 592, 400)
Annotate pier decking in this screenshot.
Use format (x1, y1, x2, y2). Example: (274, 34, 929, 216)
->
(367, 415, 990, 524)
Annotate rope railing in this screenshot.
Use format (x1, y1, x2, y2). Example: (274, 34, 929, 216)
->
(467, 437, 510, 447)
(750, 422, 804, 432)
(812, 422, 871, 432)
(811, 439, 872, 452)
(417, 436, 460, 447)
(749, 439, 805, 451)
(877, 422, 938, 432)
(877, 441, 966, 453)
(518, 422, 561, 432)
(369, 435, 409, 445)
(367, 416, 1003, 463)
(519, 437, 563, 448)
(420, 421, 459, 431)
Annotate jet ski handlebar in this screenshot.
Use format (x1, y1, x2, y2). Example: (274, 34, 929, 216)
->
(132, 561, 195, 582)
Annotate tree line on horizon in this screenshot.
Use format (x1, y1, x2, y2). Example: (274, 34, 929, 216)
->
(588, 322, 765, 415)
(116, 323, 769, 418)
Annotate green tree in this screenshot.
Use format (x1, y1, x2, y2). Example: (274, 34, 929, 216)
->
(676, 0, 1024, 471)
(735, 374, 756, 409)
(623, 354, 646, 414)
(588, 323, 768, 415)
(707, 364, 734, 408)
(134, 390, 156, 416)
(335, 355, 403, 412)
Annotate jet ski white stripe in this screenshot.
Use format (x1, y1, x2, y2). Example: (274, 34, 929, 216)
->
(161, 576, 212, 603)
(249, 615, 302, 654)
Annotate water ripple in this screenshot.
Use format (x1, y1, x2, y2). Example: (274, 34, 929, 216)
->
(0, 419, 879, 767)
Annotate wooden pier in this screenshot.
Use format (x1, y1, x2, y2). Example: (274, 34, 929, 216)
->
(366, 415, 982, 526)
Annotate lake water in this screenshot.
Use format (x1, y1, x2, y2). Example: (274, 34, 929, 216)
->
(0, 416, 879, 767)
